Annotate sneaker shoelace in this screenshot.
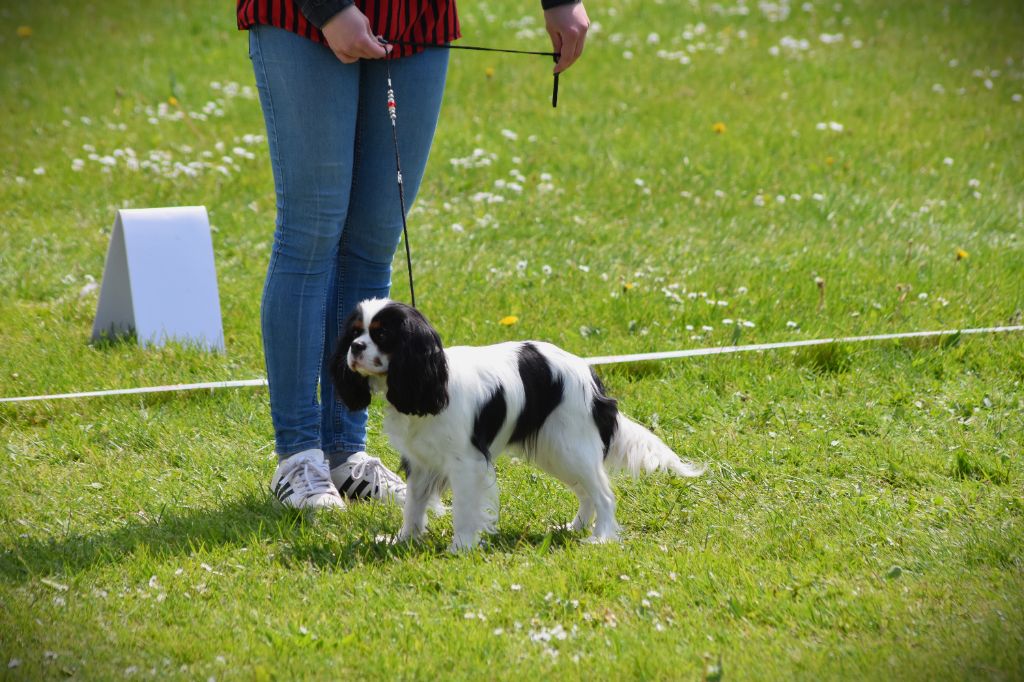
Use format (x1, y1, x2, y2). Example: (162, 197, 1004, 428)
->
(350, 456, 407, 495)
(294, 459, 337, 498)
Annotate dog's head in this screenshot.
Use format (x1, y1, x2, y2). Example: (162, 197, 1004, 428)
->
(330, 298, 449, 416)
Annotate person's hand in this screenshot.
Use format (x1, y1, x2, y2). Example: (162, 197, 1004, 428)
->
(321, 5, 389, 63)
(544, 3, 590, 73)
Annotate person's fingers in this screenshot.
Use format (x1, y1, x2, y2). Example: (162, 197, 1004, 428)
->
(355, 33, 388, 59)
(554, 29, 585, 73)
(544, 4, 589, 73)
(546, 28, 563, 69)
(358, 15, 388, 58)
(549, 31, 583, 73)
(333, 34, 385, 62)
(547, 25, 563, 52)
(348, 17, 386, 60)
(323, 5, 388, 63)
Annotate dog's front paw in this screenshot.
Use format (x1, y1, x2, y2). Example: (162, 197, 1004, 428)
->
(426, 495, 448, 517)
(553, 518, 588, 533)
(448, 535, 484, 554)
(396, 525, 424, 543)
(583, 530, 620, 544)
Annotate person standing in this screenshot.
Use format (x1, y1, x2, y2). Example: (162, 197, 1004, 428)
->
(237, 0, 590, 509)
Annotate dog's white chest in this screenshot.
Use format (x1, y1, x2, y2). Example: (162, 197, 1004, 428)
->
(383, 407, 465, 468)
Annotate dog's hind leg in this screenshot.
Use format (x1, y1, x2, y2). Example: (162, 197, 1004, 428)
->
(535, 433, 621, 543)
(560, 445, 620, 542)
(532, 419, 618, 540)
(448, 455, 499, 552)
(571, 461, 619, 542)
(586, 472, 620, 542)
(568, 484, 595, 532)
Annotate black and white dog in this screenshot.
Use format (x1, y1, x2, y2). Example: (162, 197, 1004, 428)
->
(330, 298, 704, 551)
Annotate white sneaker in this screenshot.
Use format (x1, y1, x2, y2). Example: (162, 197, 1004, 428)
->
(270, 449, 345, 510)
(331, 452, 407, 507)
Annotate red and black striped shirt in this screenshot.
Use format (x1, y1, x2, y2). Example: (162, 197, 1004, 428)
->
(237, 0, 460, 58)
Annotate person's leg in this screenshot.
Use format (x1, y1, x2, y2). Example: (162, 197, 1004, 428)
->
(321, 49, 450, 468)
(249, 25, 361, 462)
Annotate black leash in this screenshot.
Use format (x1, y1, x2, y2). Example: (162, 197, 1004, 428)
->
(389, 39, 559, 58)
(381, 64, 416, 309)
(388, 41, 561, 109)
(380, 39, 561, 308)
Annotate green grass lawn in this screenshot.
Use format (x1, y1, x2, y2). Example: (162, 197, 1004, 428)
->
(2, 0, 1023, 678)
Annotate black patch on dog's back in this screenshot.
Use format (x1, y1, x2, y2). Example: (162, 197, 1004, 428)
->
(471, 386, 507, 461)
(590, 369, 619, 456)
(509, 343, 564, 448)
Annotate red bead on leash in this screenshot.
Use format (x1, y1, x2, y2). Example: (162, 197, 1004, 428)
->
(386, 78, 398, 123)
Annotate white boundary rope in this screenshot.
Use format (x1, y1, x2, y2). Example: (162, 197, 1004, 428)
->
(0, 379, 269, 404)
(1, 325, 1021, 404)
(584, 325, 1023, 365)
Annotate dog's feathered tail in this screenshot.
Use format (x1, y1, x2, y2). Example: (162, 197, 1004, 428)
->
(603, 414, 705, 478)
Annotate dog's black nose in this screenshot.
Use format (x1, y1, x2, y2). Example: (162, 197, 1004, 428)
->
(350, 340, 367, 355)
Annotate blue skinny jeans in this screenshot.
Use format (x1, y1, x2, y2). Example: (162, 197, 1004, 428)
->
(248, 25, 448, 458)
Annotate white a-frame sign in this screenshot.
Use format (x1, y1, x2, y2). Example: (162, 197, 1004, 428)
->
(91, 206, 225, 351)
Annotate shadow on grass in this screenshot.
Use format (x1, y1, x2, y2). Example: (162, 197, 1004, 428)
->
(285, 524, 583, 568)
(794, 342, 854, 374)
(1, 491, 294, 581)
(0, 491, 584, 581)
(88, 328, 139, 350)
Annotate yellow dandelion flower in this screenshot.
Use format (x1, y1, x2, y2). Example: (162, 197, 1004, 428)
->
(623, 282, 635, 291)
(955, 248, 969, 261)
(168, 96, 180, 107)
(825, 156, 835, 166)
(17, 26, 32, 38)
(499, 315, 519, 326)
(712, 122, 727, 134)
(485, 66, 495, 79)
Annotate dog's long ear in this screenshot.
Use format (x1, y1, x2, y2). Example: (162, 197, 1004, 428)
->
(329, 310, 371, 411)
(386, 309, 449, 416)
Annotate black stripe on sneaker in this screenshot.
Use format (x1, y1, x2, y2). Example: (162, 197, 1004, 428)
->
(338, 477, 356, 495)
(273, 480, 293, 501)
(352, 480, 371, 498)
